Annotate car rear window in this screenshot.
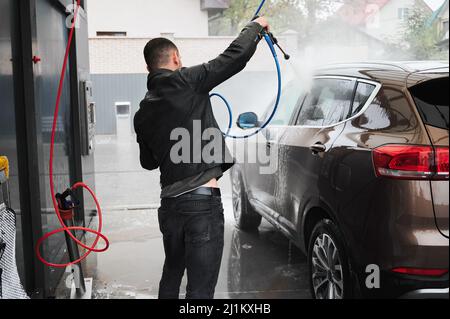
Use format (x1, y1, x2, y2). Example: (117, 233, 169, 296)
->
(409, 77, 449, 130)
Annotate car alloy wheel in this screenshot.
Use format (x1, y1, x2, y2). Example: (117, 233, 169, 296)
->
(311, 233, 344, 299)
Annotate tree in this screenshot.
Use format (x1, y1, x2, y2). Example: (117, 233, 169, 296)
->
(303, 0, 334, 29)
(219, 0, 334, 36)
(402, 6, 448, 59)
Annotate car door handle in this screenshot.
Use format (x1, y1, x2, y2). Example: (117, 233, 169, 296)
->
(266, 140, 276, 149)
(310, 143, 326, 154)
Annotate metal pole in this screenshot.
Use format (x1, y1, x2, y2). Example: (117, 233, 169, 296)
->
(62, 218, 86, 297)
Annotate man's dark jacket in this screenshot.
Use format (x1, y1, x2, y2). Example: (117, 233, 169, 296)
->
(134, 22, 264, 188)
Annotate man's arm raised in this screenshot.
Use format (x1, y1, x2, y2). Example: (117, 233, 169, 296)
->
(181, 17, 270, 94)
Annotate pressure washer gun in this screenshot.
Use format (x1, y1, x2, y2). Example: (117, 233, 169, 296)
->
(252, 15, 291, 61)
(266, 32, 290, 60)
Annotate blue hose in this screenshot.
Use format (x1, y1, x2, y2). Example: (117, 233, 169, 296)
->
(209, 93, 233, 136)
(254, 0, 267, 17)
(210, 0, 283, 139)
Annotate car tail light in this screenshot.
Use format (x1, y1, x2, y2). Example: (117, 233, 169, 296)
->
(435, 147, 449, 178)
(372, 145, 449, 180)
(392, 267, 448, 277)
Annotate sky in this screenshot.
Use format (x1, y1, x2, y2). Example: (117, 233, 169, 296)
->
(425, 0, 446, 10)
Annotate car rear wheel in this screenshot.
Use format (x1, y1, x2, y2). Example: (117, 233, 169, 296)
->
(308, 219, 353, 299)
(231, 168, 262, 231)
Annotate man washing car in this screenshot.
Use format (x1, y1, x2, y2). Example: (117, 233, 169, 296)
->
(134, 17, 270, 299)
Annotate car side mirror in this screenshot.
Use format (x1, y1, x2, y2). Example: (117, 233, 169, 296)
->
(237, 112, 259, 130)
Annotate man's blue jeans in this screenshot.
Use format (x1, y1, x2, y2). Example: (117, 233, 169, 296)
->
(158, 193, 224, 299)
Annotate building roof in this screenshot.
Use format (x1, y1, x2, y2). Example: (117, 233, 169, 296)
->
(336, 0, 390, 26)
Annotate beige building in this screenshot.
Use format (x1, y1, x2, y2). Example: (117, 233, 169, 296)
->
(338, 0, 432, 42)
(434, 0, 449, 46)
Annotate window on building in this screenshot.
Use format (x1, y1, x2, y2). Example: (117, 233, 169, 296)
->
(398, 8, 410, 20)
(443, 20, 450, 40)
(96, 31, 127, 37)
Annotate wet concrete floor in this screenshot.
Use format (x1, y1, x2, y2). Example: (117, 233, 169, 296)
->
(57, 135, 311, 299)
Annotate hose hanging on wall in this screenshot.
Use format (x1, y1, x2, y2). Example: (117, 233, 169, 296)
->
(36, 0, 109, 268)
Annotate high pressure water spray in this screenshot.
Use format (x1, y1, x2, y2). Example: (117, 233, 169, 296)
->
(211, 0, 290, 139)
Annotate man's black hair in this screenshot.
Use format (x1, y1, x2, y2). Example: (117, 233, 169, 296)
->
(143, 38, 178, 72)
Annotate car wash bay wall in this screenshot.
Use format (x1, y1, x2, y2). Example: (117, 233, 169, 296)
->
(0, 0, 92, 297)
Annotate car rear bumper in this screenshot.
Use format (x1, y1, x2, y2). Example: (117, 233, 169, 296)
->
(400, 287, 449, 299)
(356, 269, 449, 298)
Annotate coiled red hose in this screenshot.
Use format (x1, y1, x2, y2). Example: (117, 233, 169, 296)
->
(35, 0, 109, 268)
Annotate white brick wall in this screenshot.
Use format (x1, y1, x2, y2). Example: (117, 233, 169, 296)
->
(89, 34, 298, 74)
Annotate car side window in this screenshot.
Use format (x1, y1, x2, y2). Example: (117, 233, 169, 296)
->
(296, 78, 355, 127)
(264, 82, 303, 126)
(349, 82, 376, 118)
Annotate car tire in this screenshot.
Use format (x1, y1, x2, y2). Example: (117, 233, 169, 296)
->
(231, 168, 262, 231)
(308, 219, 353, 299)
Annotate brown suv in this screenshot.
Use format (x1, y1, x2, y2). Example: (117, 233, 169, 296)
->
(231, 62, 449, 299)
